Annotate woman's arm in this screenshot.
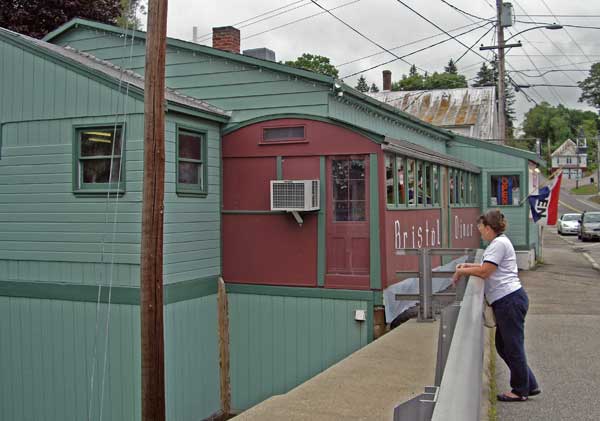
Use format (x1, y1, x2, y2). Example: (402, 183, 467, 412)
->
(452, 262, 497, 284)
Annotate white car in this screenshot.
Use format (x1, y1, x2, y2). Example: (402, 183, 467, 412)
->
(557, 213, 581, 235)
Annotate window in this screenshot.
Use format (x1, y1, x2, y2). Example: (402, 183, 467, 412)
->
(262, 126, 305, 142)
(407, 159, 416, 206)
(449, 169, 455, 205)
(432, 165, 439, 205)
(74, 125, 124, 192)
(385, 154, 394, 205)
(177, 128, 207, 195)
(425, 164, 432, 205)
(566, 157, 572, 164)
(332, 159, 366, 221)
(396, 156, 405, 205)
(417, 161, 424, 205)
(490, 175, 520, 206)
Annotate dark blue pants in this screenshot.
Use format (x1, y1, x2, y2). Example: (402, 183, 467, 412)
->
(492, 288, 539, 397)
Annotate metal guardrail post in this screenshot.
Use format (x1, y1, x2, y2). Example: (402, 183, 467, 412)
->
(418, 249, 434, 322)
(434, 303, 460, 386)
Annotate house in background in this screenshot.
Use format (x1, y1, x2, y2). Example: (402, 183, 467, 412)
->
(551, 138, 587, 179)
(369, 70, 499, 141)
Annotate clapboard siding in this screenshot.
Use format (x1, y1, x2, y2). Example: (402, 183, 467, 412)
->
(228, 293, 369, 411)
(0, 38, 146, 284)
(162, 116, 222, 284)
(0, 296, 141, 421)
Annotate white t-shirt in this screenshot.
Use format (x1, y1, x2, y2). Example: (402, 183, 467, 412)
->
(481, 234, 522, 304)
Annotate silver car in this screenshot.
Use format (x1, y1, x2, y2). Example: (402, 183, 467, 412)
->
(579, 211, 600, 241)
(557, 213, 581, 235)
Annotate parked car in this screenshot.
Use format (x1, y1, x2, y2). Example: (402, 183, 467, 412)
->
(578, 211, 600, 241)
(558, 213, 581, 235)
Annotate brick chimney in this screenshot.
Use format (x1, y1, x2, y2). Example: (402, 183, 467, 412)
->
(382, 70, 392, 91)
(212, 26, 240, 54)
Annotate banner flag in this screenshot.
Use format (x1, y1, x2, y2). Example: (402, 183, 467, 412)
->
(528, 170, 563, 225)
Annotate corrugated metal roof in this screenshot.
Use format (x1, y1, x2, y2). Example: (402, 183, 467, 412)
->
(0, 27, 230, 119)
(369, 87, 497, 140)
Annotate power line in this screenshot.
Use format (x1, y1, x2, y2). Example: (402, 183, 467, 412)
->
(440, 0, 495, 22)
(195, 0, 308, 41)
(336, 21, 484, 68)
(245, 0, 361, 40)
(340, 21, 493, 78)
(455, 24, 496, 64)
(509, 69, 590, 78)
(308, 0, 429, 75)
(393, 0, 491, 63)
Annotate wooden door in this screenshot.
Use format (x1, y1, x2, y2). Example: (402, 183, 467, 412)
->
(325, 156, 370, 289)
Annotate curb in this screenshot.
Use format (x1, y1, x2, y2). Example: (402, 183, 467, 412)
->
(556, 233, 600, 272)
(583, 252, 600, 272)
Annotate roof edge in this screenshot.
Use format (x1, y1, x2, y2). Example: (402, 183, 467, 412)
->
(43, 18, 335, 85)
(451, 134, 545, 166)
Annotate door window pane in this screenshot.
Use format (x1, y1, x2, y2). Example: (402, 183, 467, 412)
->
(333, 158, 366, 221)
(417, 161, 424, 205)
(433, 165, 439, 205)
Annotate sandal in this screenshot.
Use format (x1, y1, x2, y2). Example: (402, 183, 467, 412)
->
(529, 389, 542, 396)
(497, 393, 528, 402)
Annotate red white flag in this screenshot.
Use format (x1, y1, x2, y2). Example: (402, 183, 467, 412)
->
(528, 170, 562, 226)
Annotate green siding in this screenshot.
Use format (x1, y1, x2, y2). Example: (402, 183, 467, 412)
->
(163, 116, 222, 284)
(0, 296, 141, 421)
(165, 294, 221, 421)
(448, 142, 530, 246)
(228, 292, 369, 411)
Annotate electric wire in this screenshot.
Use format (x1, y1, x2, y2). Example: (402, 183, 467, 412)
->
(194, 0, 309, 41)
(336, 21, 484, 68)
(340, 21, 492, 78)
(440, 0, 494, 22)
(245, 0, 361, 40)
(454, 24, 496, 64)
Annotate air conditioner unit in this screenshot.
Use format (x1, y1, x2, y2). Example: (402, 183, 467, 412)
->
(270, 180, 320, 211)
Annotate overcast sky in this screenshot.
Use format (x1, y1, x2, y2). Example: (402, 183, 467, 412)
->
(161, 0, 599, 125)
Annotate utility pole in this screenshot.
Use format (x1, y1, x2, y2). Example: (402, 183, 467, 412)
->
(140, 0, 168, 419)
(496, 0, 507, 143)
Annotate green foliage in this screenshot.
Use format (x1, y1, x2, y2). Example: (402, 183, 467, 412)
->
(391, 64, 467, 91)
(355, 75, 370, 92)
(570, 184, 598, 195)
(472, 63, 495, 87)
(578, 63, 600, 112)
(283, 53, 339, 78)
(370, 83, 380, 93)
(0, 0, 123, 39)
(444, 59, 458, 75)
(116, 0, 147, 29)
(522, 102, 599, 164)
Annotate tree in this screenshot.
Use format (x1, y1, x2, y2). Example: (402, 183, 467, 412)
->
(522, 102, 599, 163)
(426, 72, 467, 89)
(409, 64, 418, 77)
(0, 0, 125, 39)
(116, 0, 147, 30)
(472, 63, 495, 87)
(355, 75, 370, 92)
(444, 59, 458, 75)
(578, 62, 600, 112)
(283, 53, 339, 78)
(370, 83, 380, 93)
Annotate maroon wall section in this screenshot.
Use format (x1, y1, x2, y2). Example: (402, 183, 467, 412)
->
(223, 157, 276, 210)
(222, 118, 380, 288)
(222, 214, 318, 286)
(223, 118, 380, 158)
(383, 209, 443, 289)
(450, 207, 481, 249)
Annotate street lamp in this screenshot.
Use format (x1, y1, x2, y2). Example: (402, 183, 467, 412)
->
(505, 24, 563, 42)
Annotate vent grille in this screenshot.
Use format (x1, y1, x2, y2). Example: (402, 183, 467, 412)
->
(270, 180, 320, 211)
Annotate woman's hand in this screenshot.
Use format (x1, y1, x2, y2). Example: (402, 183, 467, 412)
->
(452, 268, 463, 286)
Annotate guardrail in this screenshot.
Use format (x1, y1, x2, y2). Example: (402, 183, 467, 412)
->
(393, 249, 485, 421)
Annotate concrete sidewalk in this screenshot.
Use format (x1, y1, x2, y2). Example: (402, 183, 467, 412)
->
(233, 319, 439, 421)
(496, 229, 600, 421)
